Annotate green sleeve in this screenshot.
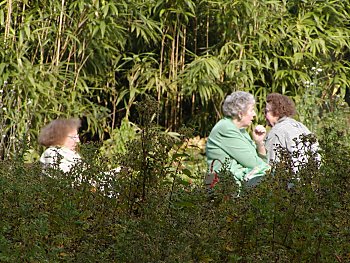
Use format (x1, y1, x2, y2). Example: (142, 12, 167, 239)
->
(218, 125, 266, 169)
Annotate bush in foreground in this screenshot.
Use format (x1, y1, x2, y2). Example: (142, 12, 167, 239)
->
(1, 100, 350, 262)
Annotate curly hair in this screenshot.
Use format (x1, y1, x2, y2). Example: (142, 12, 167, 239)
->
(266, 93, 296, 118)
(222, 91, 255, 117)
(38, 118, 81, 147)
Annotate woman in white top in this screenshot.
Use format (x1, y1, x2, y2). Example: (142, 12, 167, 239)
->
(38, 118, 121, 197)
(39, 118, 82, 174)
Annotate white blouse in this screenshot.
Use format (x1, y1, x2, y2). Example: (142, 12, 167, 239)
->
(40, 146, 82, 173)
(40, 146, 121, 198)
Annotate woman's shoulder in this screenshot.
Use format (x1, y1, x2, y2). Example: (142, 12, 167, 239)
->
(213, 117, 237, 130)
(40, 147, 61, 165)
(42, 146, 60, 156)
(42, 146, 80, 159)
(210, 118, 240, 136)
(266, 118, 291, 139)
(274, 117, 309, 133)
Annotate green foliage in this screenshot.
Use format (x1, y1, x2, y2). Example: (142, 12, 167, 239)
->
(0, 158, 124, 261)
(1, 100, 350, 261)
(1, 1, 350, 261)
(1, 0, 350, 155)
(293, 62, 350, 135)
(99, 117, 138, 162)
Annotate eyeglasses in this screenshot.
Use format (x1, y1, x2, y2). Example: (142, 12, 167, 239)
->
(264, 108, 271, 114)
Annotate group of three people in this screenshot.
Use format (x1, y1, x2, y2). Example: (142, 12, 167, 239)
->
(37, 91, 317, 191)
(206, 91, 318, 188)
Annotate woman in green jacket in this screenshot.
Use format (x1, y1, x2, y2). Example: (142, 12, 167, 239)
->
(206, 91, 270, 187)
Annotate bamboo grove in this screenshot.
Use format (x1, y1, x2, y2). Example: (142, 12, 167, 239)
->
(0, 0, 349, 159)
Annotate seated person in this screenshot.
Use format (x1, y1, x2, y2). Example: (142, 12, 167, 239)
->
(39, 118, 82, 174)
(264, 93, 320, 171)
(206, 91, 270, 188)
(38, 118, 121, 196)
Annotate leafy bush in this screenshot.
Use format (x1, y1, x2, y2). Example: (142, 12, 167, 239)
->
(1, 100, 350, 262)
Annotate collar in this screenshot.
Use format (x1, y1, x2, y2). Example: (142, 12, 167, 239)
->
(276, 116, 289, 124)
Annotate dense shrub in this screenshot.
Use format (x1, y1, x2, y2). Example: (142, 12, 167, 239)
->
(1, 101, 350, 262)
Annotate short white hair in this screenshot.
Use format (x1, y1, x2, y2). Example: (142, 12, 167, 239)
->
(222, 91, 255, 117)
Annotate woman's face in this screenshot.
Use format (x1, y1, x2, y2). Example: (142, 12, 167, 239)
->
(240, 103, 256, 128)
(63, 129, 80, 151)
(265, 102, 279, 126)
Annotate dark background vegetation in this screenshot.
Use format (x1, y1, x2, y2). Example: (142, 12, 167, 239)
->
(0, 0, 349, 159)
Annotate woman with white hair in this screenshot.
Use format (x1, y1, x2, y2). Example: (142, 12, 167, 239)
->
(206, 91, 270, 188)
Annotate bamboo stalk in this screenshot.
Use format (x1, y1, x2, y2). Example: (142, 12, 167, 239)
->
(171, 23, 177, 79)
(4, 0, 13, 44)
(173, 23, 181, 128)
(194, 16, 197, 55)
(178, 25, 187, 129)
(206, 7, 209, 55)
(168, 23, 177, 128)
(111, 87, 117, 130)
(158, 27, 168, 125)
(56, 0, 66, 67)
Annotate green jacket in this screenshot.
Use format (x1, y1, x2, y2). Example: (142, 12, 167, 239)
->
(206, 117, 269, 183)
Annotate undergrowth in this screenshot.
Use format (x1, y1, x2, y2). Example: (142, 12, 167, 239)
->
(0, 97, 349, 262)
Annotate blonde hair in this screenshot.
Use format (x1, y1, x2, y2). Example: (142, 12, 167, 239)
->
(38, 118, 81, 147)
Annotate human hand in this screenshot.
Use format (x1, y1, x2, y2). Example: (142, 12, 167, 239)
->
(252, 125, 266, 145)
